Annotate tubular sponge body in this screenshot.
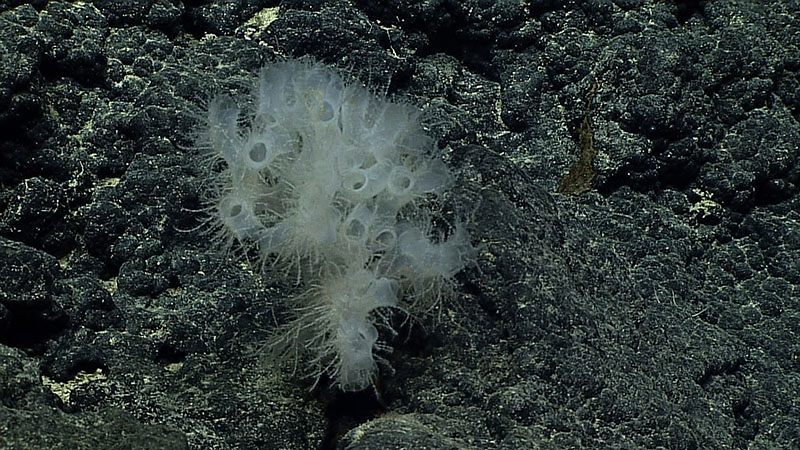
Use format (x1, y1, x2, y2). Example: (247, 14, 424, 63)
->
(201, 59, 474, 391)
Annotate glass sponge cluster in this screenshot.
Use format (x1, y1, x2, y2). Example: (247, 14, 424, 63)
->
(200, 59, 474, 391)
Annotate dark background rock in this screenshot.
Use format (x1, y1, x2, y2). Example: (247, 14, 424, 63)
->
(1, 1, 798, 448)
